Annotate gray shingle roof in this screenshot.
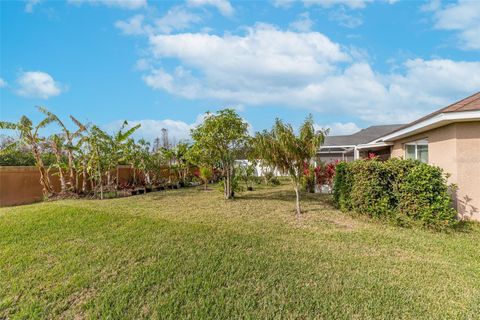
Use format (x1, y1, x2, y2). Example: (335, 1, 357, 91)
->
(322, 124, 405, 147)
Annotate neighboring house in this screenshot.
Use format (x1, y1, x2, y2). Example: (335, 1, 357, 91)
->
(317, 124, 404, 163)
(318, 92, 480, 220)
(234, 160, 284, 177)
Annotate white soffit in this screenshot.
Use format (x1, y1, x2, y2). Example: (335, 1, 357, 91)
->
(372, 111, 480, 143)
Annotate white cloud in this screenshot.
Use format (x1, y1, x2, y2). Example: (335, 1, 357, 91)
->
(329, 8, 363, 28)
(0, 78, 7, 88)
(155, 6, 202, 34)
(187, 0, 234, 16)
(272, 0, 295, 8)
(105, 119, 194, 142)
(431, 0, 480, 50)
(147, 24, 349, 85)
(316, 122, 361, 135)
(15, 71, 63, 99)
(104, 114, 210, 142)
(134, 58, 151, 71)
(115, 14, 147, 35)
(304, 0, 372, 10)
(68, 0, 147, 10)
(25, 0, 41, 13)
(420, 0, 441, 12)
(118, 19, 479, 124)
(289, 12, 314, 32)
(142, 26, 480, 123)
(275, 0, 397, 10)
(115, 7, 201, 36)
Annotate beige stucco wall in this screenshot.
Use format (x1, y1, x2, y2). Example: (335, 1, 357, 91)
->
(390, 121, 480, 221)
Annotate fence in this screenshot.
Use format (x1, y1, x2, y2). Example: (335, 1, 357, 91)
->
(0, 165, 135, 207)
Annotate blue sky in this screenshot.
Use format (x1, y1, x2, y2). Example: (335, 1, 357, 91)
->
(1, 0, 479, 141)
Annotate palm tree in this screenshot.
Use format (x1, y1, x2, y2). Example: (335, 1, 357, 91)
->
(253, 115, 325, 215)
(0, 115, 56, 197)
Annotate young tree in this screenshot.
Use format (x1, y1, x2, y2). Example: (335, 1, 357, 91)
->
(254, 115, 325, 215)
(190, 109, 249, 200)
(199, 166, 213, 190)
(238, 162, 256, 191)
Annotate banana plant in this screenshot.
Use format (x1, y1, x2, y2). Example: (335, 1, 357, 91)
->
(0, 115, 56, 197)
(112, 121, 141, 190)
(37, 106, 86, 192)
(48, 134, 68, 194)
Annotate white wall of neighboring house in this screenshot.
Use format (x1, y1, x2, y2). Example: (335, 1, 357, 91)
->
(234, 160, 285, 177)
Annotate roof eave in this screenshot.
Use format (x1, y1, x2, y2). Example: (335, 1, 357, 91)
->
(374, 110, 480, 143)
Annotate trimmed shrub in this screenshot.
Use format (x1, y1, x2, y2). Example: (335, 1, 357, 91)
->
(397, 162, 457, 229)
(333, 162, 353, 210)
(333, 159, 457, 230)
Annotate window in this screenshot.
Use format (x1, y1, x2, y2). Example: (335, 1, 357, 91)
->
(405, 139, 428, 163)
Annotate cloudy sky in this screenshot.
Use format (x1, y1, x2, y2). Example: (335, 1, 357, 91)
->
(1, 0, 479, 141)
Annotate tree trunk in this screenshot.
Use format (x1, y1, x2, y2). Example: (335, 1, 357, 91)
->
(107, 169, 111, 190)
(98, 161, 103, 200)
(58, 167, 67, 194)
(224, 165, 233, 200)
(33, 146, 53, 197)
(294, 184, 301, 215)
(51, 142, 67, 194)
(116, 167, 120, 190)
(131, 164, 136, 186)
(67, 150, 76, 192)
(82, 159, 88, 194)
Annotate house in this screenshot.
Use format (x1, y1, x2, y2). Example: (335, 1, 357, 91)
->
(317, 124, 404, 163)
(366, 92, 480, 220)
(318, 92, 480, 220)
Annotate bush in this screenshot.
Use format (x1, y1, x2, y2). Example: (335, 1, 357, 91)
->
(333, 159, 457, 230)
(0, 150, 56, 166)
(263, 171, 280, 186)
(301, 163, 316, 193)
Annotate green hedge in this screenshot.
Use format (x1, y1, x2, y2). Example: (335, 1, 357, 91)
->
(333, 159, 457, 229)
(0, 150, 56, 166)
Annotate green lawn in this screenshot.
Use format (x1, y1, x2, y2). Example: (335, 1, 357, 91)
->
(1, 182, 479, 319)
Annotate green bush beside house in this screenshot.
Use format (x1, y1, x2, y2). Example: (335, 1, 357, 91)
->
(333, 159, 457, 230)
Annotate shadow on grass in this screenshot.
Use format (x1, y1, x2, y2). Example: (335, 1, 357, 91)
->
(451, 220, 477, 233)
(237, 189, 334, 206)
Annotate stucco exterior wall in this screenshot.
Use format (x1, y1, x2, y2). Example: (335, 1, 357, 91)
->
(390, 121, 480, 220)
(455, 122, 480, 220)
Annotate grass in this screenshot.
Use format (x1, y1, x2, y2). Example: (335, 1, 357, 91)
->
(1, 182, 479, 319)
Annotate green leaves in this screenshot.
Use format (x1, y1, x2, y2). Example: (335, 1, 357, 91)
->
(333, 159, 458, 230)
(253, 115, 325, 214)
(190, 109, 249, 199)
(0, 121, 18, 130)
(253, 115, 325, 180)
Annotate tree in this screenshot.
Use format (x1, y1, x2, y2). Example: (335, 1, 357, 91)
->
(190, 109, 249, 200)
(112, 121, 141, 189)
(48, 134, 68, 194)
(161, 128, 169, 149)
(0, 115, 56, 197)
(199, 166, 212, 190)
(238, 162, 256, 191)
(253, 115, 325, 215)
(37, 106, 86, 192)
